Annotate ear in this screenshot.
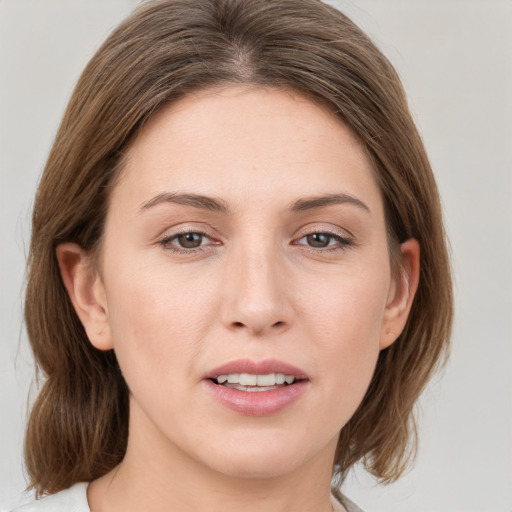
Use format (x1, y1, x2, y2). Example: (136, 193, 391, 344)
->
(56, 243, 114, 351)
(380, 238, 420, 350)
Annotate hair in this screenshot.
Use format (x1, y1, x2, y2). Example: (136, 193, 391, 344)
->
(24, 0, 452, 497)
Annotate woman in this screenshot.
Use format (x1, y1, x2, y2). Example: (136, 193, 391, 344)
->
(16, 1, 452, 511)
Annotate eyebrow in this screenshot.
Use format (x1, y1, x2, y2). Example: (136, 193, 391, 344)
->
(139, 191, 370, 215)
(289, 193, 370, 214)
(140, 192, 230, 214)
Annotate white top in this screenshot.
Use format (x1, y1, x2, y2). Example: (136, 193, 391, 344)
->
(11, 482, 364, 512)
(12, 483, 90, 512)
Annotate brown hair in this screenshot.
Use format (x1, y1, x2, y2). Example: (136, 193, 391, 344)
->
(24, 0, 452, 496)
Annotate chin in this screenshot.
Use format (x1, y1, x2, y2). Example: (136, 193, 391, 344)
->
(207, 452, 303, 480)
(192, 429, 323, 480)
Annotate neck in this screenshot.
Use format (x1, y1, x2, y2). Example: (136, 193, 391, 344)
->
(88, 402, 340, 512)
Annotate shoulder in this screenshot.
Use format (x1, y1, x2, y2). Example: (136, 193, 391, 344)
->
(341, 495, 366, 512)
(332, 489, 366, 512)
(12, 483, 363, 512)
(10, 483, 90, 512)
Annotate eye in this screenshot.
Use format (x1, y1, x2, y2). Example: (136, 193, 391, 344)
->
(160, 230, 213, 251)
(174, 232, 207, 249)
(295, 231, 352, 250)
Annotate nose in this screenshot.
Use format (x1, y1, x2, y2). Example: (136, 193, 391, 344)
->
(221, 243, 293, 337)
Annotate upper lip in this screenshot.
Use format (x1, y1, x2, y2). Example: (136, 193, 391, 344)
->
(204, 359, 309, 380)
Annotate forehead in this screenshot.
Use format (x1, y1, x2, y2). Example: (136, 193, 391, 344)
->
(114, 85, 382, 214)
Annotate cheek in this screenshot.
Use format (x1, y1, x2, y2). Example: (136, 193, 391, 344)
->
(302, 263, 389, 345)
(298, 265, 390, 410)
(102, 258, 220, 385)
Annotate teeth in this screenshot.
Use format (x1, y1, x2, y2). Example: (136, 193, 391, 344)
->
(215, 373, 296, 386)
(239, 373, 257, 386)
(275, 374, 286, 385)
(256, 374, 275, 386)
(225, 384, 281, 392)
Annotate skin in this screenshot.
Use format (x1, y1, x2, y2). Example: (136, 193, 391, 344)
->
(58, 86, 419, 512)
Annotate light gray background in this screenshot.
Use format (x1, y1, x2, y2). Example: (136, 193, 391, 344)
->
(1, 1, 511, 511)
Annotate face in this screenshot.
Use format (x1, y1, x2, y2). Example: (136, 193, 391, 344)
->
(62, 86, 417, 480)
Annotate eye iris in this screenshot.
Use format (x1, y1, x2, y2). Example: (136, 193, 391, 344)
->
(177, 233, 203, 248)
(307, 233, 330, 248)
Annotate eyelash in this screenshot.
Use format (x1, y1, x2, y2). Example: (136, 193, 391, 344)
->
(158, 229, 353, 254)
(159, 229, 216, 254)
(293, 231, 353, 252)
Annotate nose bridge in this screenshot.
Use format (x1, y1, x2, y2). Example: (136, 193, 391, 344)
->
(222, 233, 291, 335)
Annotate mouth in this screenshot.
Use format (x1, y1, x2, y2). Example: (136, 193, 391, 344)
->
(211, 372, 304, 392)
(203, 359, 309, 415)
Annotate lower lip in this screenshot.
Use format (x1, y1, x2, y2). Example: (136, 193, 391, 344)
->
(203, 379, 309, 417)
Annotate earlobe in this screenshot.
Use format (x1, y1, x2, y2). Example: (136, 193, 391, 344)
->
(380, 238, 420, 350)
(56, 243, 114, 351)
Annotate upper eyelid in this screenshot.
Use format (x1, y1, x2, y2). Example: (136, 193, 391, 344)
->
(296, 232, 349, 241)
(164, 228, 211, 237)
(159, 225, 216, 240)
(159, 227, 351, 238)
(294, 226, 353, 240)
(160, 230, 214, 245)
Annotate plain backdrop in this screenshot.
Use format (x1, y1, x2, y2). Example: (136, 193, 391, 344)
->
(1, 1, 511, 511)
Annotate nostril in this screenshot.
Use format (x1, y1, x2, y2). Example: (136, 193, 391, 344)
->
(228, 319, 288, 333)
